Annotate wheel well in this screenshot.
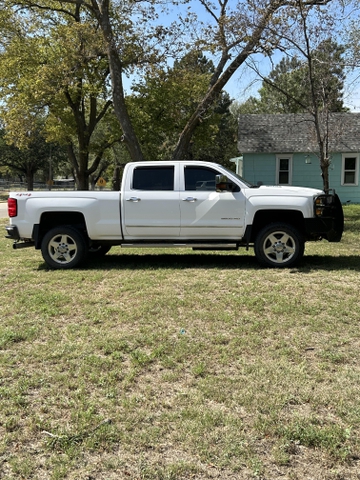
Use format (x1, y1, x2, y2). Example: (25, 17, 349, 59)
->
(250, 210, 305, 242)
(36, 212, 88, 248)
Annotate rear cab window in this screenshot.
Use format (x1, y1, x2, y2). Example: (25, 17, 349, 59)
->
(132, 166, 175, 191)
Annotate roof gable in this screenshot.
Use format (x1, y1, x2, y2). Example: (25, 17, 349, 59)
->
(238, 113, 360, 153)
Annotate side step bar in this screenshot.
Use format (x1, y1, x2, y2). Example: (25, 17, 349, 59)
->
(121, 243, 238, 250)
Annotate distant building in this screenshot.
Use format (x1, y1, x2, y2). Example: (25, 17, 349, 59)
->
(238, 113, 360, 203)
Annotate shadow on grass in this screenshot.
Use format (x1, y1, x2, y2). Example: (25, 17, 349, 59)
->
(75, 252, 258, 271)
(297, 255, 360, 272)
(37, 252, 360, 272)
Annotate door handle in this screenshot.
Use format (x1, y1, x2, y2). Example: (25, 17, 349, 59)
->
(126, 197, 141, 202)
(182, 197, 197, 202)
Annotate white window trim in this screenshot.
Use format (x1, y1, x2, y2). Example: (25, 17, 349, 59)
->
(341, 153, 359, 186)
(276, 155, 293, 186)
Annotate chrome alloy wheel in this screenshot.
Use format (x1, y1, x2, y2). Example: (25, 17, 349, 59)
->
(48, 233, 78, 265)
(254, 223, 304, 268)
(41, 226, 87, 269)
(262, 230, 296, 264)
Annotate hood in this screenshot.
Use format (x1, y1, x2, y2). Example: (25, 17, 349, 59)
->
(244, 185, 324, 198)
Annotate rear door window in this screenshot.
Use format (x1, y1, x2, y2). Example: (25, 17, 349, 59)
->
(132, 166, 174, 191)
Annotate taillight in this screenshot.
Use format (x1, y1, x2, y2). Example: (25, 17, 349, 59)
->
(8, 198, 17, 217)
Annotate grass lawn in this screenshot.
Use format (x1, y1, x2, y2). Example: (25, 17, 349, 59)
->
(1, 205, 360, 479)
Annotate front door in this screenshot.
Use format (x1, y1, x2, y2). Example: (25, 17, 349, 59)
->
(179, 165, 246, 239)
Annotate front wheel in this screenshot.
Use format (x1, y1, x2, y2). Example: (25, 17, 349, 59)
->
(254, 223, 304, 268)
(41, 226, 88, 269)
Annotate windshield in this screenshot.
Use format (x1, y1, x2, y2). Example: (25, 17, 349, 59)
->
(220, 165, 255, 188)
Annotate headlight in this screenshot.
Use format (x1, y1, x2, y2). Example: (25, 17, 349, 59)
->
(314, 195, 334, 216)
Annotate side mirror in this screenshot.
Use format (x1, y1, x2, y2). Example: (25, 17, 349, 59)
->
(215, 174, 240, 192)
(215, 175, 228, 188)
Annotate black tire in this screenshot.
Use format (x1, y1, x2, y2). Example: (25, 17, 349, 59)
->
(254, 223, 304, 268)
(41, 226, 88, 269)
(88, 244, 112, 257)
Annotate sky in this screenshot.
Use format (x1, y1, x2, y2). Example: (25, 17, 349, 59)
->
(148, 0, 360, 112)
(109, 0, 360, 113)
(224, 59, 360, 111)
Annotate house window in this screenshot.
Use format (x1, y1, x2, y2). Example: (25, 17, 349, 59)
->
(276, 155, 292, 185)
(342, 155, 359, 186)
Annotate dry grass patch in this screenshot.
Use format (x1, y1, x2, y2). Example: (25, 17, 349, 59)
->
(1, 205, 360, 479)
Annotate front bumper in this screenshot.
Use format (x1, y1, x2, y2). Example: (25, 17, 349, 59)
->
(305, 194, 344, 242)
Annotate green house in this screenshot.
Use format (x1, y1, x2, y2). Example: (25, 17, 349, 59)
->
(237, 113, 360, 203)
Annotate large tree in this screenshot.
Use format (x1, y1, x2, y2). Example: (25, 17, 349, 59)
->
(273, 3, 350, 192)
(1, 0, 340, 167)
(0, 3, 121, 189)
(128, 51, 238, 163)
(235, 2, 351, 192)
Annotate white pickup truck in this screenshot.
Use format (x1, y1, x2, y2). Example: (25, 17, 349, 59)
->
(5, 160, 344, 269)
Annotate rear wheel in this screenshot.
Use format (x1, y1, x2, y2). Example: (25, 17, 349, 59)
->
(254, 223, 304, 268)
(41, 226, 88, 269)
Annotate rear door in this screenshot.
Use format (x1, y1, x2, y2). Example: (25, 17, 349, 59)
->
(122, 164, 180, 238)
(179, 165, 246, 239)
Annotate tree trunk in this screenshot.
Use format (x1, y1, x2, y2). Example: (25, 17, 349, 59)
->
(320, 157, 330, 193)
(26, 171, 34, 191)
(94, 0, 145, 162)
(76, 170, 88, 190)
(67, 144, 89, 190)
(112, 165, 121, 191)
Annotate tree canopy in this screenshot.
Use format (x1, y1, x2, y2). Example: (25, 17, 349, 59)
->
(128, 51, 237, 163)
(0, 2, 120, 189)
(0, 127, 66, 190)
(0, 0, 358, 189)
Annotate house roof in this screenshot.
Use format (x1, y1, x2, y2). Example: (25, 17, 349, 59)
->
(238, 113, 360, 153)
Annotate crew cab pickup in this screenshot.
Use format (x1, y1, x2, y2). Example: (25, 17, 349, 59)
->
(5, 160, 344, 269)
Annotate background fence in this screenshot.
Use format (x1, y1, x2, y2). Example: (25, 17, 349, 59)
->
(0, 180, 74, 191)
(0, 180, 110, 192)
